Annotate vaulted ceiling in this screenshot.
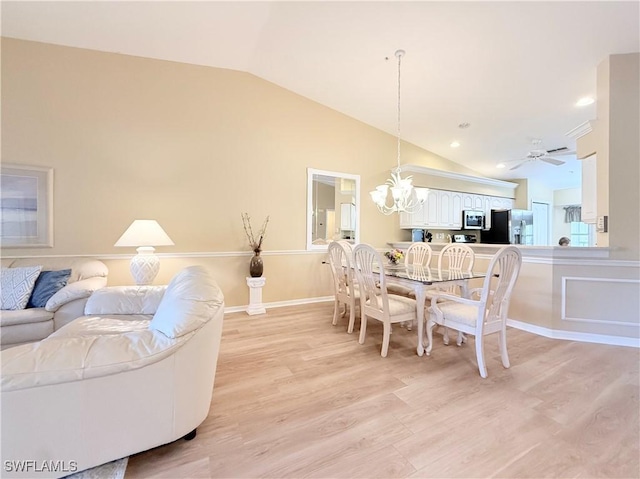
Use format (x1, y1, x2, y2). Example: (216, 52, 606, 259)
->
(3, 1, 639, 189)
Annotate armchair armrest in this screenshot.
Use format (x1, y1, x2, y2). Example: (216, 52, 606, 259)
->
(45, 277, 108, 312)
(429, 292, 480, 310)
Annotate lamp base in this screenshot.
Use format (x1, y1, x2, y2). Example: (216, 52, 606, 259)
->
(130, 247, 160, 285)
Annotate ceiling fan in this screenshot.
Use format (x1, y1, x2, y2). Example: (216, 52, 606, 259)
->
(500, 140, 575, 171)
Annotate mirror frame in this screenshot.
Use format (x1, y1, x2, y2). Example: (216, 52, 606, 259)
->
(306, 168, 360, 251)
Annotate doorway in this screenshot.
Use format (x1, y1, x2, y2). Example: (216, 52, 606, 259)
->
(532, 201, 550, 246)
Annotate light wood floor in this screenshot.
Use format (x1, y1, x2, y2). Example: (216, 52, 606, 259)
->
(125, 302, 639, 479)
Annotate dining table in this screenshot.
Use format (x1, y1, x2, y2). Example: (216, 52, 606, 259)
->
(375, 263, 486, 356)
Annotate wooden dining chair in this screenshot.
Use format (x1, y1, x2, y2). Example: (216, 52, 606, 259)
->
(426, 245, 522, 378)
(353, 243, 417, 357)
(405, 242, 433, 268)
(428, 243, 476, 345)
(327, 241, 359, 333)
(336, 239, 354, 256)
(387, 242, 433, 300)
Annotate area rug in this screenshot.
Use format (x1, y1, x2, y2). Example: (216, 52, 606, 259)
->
(63, 457, 128, 479)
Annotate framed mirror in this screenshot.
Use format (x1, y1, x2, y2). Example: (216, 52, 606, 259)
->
(306, 168, 360, 250)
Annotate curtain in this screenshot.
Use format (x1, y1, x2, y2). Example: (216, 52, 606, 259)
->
(564, 205, 581, 223)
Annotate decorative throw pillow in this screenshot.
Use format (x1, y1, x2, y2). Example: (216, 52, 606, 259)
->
(27, 269, 72, 308)
(1, 266, 43, 310)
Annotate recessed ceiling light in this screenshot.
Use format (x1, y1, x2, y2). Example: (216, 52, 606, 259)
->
(450, 141, 460, 148)
(576, 97, 595, 107)
(458, 122, 471, 129)
(496, 163, 506, 169)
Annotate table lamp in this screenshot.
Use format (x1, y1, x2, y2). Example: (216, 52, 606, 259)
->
(114, 220, 174, 285)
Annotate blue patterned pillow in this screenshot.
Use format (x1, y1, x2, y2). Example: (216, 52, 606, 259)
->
(1, 266, 43, 310)
(27, 269, 72, 308)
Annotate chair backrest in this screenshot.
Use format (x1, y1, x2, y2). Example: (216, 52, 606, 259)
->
(327, 242, 351, 298)
(404, 242, 433, 267)
(438, 243, 475, 274)
(353, 243, 389, 314)
(336, 241, 358, 288)
(336, 240, 354, 256)
(479, 245, 522, 324)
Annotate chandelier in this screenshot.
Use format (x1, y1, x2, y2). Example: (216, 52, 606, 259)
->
(370, 49, 427, 215)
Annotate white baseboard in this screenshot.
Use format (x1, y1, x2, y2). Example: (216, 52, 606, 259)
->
(507, 318, 640, 348)
(224, 296, 333, 314)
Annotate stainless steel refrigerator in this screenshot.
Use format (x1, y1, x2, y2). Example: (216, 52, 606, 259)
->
(480, 209, 534, 245)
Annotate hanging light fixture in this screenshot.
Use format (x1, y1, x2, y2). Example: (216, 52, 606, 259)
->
(370, 49, 427, 215)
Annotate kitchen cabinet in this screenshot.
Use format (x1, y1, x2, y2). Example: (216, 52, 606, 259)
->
(483, 195, 492, 229)
(400, 188, 433, 228)
(424, 189, 439, 226)
(490, 196, 514, 210)
(399, 188, 461, 229)
(400, 189, 511, 231)
(462, 193, 484, 211)
(439, 190, 463, 228)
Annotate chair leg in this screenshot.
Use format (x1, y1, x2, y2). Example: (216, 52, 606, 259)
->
(443, 327, 450, 345)
(475, 335, 488, 378)
(347, 303, 356, 334)
(381, 322, 391, 357)
(456, 331, 466, 346)
(358, 314, 367, 344)
(499, 328, 510, 369)
(426, 319, 435, 356)
(332, 299, 340, 326)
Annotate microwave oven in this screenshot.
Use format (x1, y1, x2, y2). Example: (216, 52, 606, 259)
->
(462, 210, 485, 230)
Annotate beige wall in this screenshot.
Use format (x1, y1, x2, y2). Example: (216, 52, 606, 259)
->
(1, 38, 482, 307)
(608, 53, 639, 260)
(583, 53, 640, 259)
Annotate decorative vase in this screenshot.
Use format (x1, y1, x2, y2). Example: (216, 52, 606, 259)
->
(249, 250, 263, 277)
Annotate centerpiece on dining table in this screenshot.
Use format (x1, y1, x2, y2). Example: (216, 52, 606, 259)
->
(385, 249, 404, 265)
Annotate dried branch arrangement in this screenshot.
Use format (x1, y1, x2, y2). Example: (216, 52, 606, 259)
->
(241, 213, 270, 253)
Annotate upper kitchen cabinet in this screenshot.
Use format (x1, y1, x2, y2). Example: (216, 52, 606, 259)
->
(399, 188, 462, 229)
(399, 187, 433, 228)
(439, 190, 463, 229)
(490, 196, 514, 210)
(462, 193, 484, 211)
(400, 188, 514, 231)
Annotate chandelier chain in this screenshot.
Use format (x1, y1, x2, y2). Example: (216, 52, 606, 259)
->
(396, 50, 402, 171)
(369, 48, 426, 215)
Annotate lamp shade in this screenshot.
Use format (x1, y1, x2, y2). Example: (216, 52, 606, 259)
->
(114, 220, 174, 247)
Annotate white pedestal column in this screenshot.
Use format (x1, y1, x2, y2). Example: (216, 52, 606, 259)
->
(246, 277, 266, 315)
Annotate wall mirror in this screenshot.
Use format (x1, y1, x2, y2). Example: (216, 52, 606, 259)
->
(307, 168, 360, 250)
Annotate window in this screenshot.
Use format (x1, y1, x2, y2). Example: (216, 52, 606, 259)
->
(570, 222, 594, 247)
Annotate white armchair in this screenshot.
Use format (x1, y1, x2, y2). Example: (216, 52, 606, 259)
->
(426, 246, 522, 378)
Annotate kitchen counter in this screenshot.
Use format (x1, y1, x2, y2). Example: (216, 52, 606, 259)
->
(388, 242, 614, 262)
(388, 240, 637, 348)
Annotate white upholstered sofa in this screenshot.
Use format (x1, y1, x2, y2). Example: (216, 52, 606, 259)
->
(0, 257, 108, 349)
(0, 265, 225, 478)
